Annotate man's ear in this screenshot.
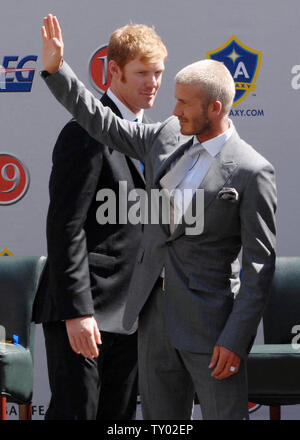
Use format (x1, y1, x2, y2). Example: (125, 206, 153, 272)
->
(108, 60, 122, 79)
(209, 100, 223, 118)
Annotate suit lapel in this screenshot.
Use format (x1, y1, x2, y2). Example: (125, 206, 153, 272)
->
(168, 130, 240, 241)
(127, 157, 145, 182)
(125, 113, 152, 183)
(100, 93, 123, 118)
(199, 139, 238, 211)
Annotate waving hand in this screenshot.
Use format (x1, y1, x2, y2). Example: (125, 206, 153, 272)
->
(41, 14, 64, 74)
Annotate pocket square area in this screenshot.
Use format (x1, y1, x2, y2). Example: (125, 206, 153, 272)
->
(217, 187, 239, 202)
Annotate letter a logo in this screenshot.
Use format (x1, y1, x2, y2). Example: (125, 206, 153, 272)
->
(206, 35, 262, 106)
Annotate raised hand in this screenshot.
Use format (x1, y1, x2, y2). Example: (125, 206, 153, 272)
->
(41, 14, 64, 74)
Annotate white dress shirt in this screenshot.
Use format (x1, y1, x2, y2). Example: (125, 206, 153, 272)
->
(106, 88, 144, 123)
(171, 121, 234, 226)
(159, 121, 234, 280)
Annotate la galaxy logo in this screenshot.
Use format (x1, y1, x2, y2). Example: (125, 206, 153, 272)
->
(0, 248, 14, 256)
(207, 36, 262, 106)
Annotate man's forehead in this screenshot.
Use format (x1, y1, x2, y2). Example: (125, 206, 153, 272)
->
(125, 57, 165, 69)
(175, 82, 203, 98)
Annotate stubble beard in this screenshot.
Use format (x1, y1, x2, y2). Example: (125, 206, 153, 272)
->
(195, 117, 212, 140)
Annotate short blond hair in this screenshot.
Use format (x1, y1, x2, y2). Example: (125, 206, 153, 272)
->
(175, 60, 235, 116)
(108, 23, 168, 68)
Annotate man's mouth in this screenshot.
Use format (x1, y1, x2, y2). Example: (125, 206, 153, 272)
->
(141, 91, 155, 98)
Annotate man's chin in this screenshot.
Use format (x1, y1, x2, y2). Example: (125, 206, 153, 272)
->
(179, 126, 192, 136)
(142, 97, 156, 109)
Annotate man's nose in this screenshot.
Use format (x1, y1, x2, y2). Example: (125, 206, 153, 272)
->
(146, 74, 158, 89)
(173, 103, 181, 116)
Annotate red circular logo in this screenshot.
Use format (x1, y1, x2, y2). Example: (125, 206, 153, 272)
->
(0, 153, 30, 205)
(89, 45, 111, 94)
(248, 401, 261, 413)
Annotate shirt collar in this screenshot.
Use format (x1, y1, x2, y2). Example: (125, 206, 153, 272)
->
(192, 119, 234, 157)
(107, 88, 144, 122)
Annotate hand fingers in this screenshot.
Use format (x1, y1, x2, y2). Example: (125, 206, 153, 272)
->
(212, 357, 241, 380)
(84, 324, 100, 358)
(86, 334, 99, 358)
(43, 16, 50, 39)
(213, 364, 240, 380)
(208, 346, 219, 369)
(72, 330, 99, 359)
(53, 15, 63, 43)
(210, 346, 241, 379)
(41, 26, 47, 42)
(73, 329, 99, 358)
(94, 326, 102, 346)
(210, 354, 227, 378)
(47, 14, 55, 39)
(69, 334, 97, 359)
(68, 334, 81, 355)
(66, 317, 101, 359)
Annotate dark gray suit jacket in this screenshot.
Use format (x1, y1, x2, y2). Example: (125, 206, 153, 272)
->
(33, 93, 147, 334)
(42, 62, 277, 359)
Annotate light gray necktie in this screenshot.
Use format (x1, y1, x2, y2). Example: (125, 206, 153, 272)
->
(160, 143, 203, 233)
(160, 143, 203, 192)
(169, 193, 176, 234)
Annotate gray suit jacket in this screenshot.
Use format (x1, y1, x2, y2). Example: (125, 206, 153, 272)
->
(43, 62, 277, 359)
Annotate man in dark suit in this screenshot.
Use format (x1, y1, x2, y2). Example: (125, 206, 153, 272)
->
(40, 15, 277, 420)
(33, 22, 167, 420)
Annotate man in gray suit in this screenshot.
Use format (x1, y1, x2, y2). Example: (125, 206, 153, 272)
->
(40, 14, 277, 420)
